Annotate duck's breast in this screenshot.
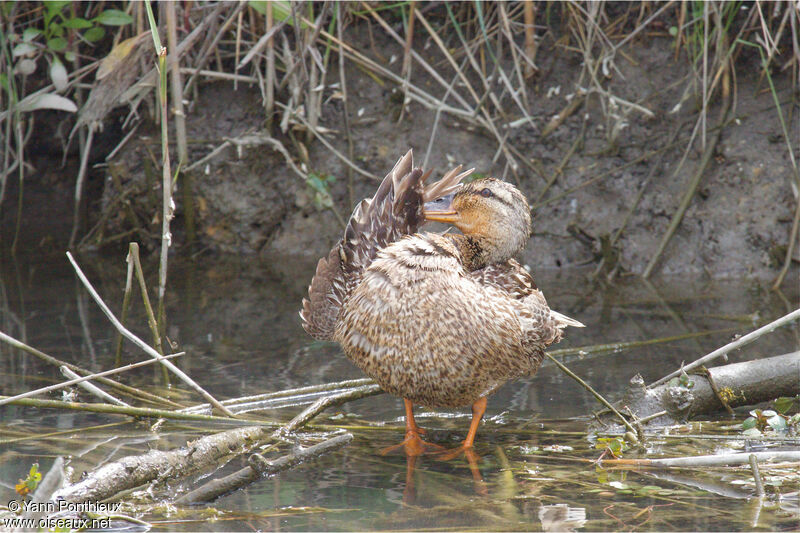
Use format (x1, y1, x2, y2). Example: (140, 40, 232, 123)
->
(334, 234, 528, 407)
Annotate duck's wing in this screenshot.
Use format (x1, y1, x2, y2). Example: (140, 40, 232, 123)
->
(470, 259, 584, 348)
(301, 150, 470, 340)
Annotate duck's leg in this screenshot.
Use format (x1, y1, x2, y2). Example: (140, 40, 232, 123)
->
(437, 396, 487, 460)
(380, 399, 444, 456)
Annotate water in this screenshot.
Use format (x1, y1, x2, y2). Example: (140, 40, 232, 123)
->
(1, 249, 798, 531)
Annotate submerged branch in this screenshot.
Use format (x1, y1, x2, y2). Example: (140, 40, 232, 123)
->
(175, 433, 354, 505)
(52, 425, 267, 503)
(596, 351, 800, 428)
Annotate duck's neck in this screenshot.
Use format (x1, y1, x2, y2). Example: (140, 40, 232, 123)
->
(447, 234, 495, 271)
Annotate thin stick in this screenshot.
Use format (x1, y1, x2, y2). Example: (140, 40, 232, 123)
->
(0, 394, 255, 425)
(66, 251, 236, 417)
(60, 365, 130, 407)
(602, 451, 800, 468)
(544, 352, 639, 437)
(113, 244, 136, 366)
(749, 454, 766, 498)
(0, 352, 183, 407)
(265, 1, 275, 128)
(166, 1, 188, 166)
(337, 3, 355, 208)
(275, 101, 378, 180)
(180, 378, 376, 414)
(275, 384, 383, 436)
(128, 242, 169, 384)
(151, 11, 173, 344)
(68, 127, 94, 249)
(547, 327, 739, 360)
(649, 306, 800, 388)
(0, 330, 183, 408)
(543, 352, 639, 436)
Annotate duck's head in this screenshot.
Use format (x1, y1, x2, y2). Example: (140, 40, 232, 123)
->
(423, 178, 531, 267)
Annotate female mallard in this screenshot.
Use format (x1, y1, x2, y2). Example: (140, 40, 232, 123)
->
(301, 150, 583, 455)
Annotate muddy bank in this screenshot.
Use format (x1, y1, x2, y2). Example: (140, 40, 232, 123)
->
(3, 15, 798, 282)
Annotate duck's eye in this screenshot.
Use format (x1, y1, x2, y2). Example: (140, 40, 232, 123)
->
(480, 188, 493, 198)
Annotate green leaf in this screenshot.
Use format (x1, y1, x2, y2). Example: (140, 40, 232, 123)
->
(741, 417, 757, 430)
(762, 410, 777, 418)
(249, 1, 303, 27)
(44, 1, 70, 15)
(94, 9, 133, 26)
(774, 397, 796, 415)
(249, 1, 267, 15)
(0, 74, 8, 92)
(47, 37, 67, 52)
(64, 51, 76, 62)
(668, 26, 678, 37)
(62, 17, 93, 29)
(22, 28, 42, 42)
(83, 26, 105, 43)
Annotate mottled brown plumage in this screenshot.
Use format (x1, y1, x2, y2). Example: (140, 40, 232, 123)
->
(301, 150, 583, 453)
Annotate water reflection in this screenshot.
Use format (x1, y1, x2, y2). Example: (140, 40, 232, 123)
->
(539, 504, 587, 532)
(0, 250, 798, 531)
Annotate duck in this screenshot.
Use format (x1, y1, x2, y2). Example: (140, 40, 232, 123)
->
(301, 150, 584, 456)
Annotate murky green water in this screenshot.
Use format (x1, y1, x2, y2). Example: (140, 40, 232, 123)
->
(1, 250, 798, 531)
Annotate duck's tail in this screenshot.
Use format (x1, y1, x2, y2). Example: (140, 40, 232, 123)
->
(551, 309, 586, 329)
(301, 149, 470, 340)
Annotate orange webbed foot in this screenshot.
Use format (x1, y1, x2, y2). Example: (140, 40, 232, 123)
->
(380, 430, 445, 457)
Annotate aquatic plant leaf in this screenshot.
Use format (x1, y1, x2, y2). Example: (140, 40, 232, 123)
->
(94, 9, 133, 26)
(742, 427, 762, 437)
(741, 417, 757, 430)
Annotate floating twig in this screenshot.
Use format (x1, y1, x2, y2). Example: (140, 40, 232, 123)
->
(60, 365, 130, 407)
(0, 330, 182, 408)
(0, 352, 182, 407)
(0, 395, 257, 425)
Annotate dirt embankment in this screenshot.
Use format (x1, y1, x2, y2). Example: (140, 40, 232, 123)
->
(7, 21, 798, 282)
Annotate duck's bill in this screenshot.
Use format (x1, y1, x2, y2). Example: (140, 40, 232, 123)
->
(423, 194, 459, 223)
